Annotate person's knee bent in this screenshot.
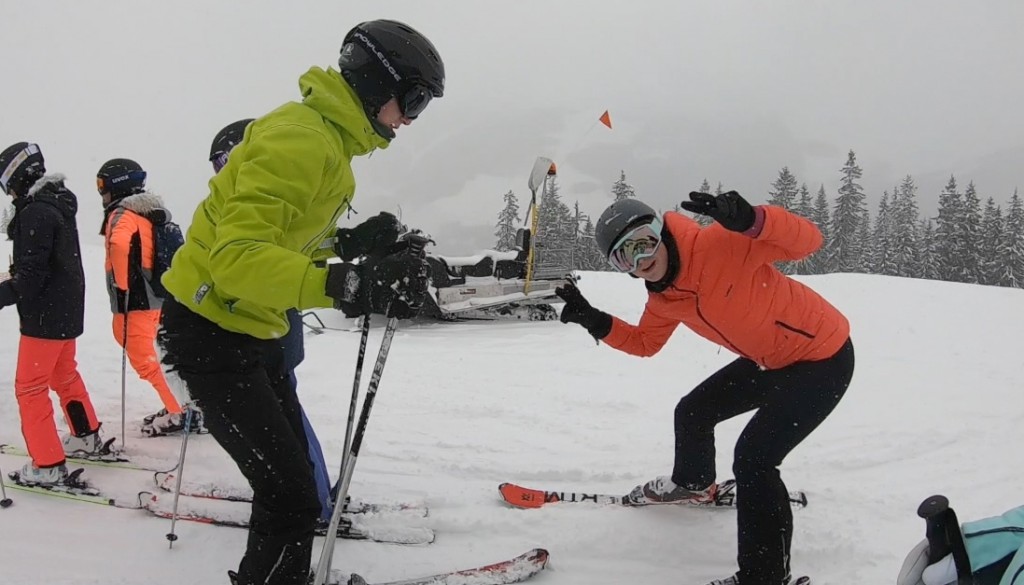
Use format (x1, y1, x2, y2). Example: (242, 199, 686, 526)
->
(675, 392, 712, 432)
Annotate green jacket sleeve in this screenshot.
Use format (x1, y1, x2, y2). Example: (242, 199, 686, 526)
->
(208, 123, 335, 311)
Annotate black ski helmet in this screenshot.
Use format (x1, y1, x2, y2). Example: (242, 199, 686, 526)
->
(97, 158, 147, 199)
(338, 19, 445, 140)
(0, 141, 45, 197)
(210, 118, 254, 163)
(594, 198, 659, 257)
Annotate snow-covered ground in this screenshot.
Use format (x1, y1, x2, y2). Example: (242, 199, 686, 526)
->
(1, 241, 1021, 585)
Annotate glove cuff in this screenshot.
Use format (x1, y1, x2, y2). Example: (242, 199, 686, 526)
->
(325, 263, 366, 316)
(741, 206, 765, 237)
(582, 309, 613, 340)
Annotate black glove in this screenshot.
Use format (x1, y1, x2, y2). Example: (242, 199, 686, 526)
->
(325, 253, 429, 319)
(334, 212, 405, 261)
(555, 282, 612, 340)
(679, 190, 755, 232)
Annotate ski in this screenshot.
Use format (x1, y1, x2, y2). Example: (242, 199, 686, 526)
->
(499, 479, 808, 509)
(0, 443, 175, 473)
(5, 468, 119, 507)
(349, 548, 549, 585)
(152, 471, 427, 516)
(139, 491, 434, 545)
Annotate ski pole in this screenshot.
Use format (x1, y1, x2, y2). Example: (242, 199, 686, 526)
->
(332, 313, 371, 516)
(0, 464, 12, 508)
(120, 296, 130, 451)
(314, 235, 429, 585)
(314, 313, 399, 585)
(165, 404, 196, 548)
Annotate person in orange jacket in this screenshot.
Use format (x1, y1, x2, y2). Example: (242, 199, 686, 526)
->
(97, 159, 201, 436)
(0, 141, 106, 486)
(555, 191, 854, 585)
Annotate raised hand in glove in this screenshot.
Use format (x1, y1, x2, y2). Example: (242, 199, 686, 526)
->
(334, 212, 405, 261)
(325, 252, 429, 319)
(679, 190, 758, 233)
(555, 282, 612, 340)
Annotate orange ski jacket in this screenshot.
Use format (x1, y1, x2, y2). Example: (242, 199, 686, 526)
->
(602, 208, 849, 370)
(103, 192, 169, 313)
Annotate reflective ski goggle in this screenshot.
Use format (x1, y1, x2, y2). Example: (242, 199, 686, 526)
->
(607, 217, 664, 273)
(0, 143, 41, 195)
(399, 83, 433, 120)
(211, 151, 230, 174)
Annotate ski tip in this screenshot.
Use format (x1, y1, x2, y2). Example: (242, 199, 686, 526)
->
(528, 547, 550, 567)
(498, 483, 548, 509)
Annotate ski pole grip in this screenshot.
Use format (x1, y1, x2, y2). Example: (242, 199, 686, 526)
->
(918, 495, 952, 563)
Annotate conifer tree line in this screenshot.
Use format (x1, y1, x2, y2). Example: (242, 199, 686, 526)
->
(493, 150, 1024, 288)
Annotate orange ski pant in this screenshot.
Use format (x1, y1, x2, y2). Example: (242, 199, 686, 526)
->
(15, 336, 101, 467)
(113, 310, 181, 414)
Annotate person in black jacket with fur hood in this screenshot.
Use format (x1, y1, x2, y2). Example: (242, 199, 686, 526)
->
(0, 141, 106, 486)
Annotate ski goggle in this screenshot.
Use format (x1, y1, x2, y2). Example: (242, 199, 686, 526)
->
(607, 216, 664, 273)
(96, 170, 147, 195)
(0, 143, 41, 195)
(211, 151, 230, 174)
(398, 83, 433, 120)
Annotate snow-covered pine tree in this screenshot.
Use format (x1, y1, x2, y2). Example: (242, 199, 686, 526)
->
(979, 197, 1004, 286)
(891, 175, 922, 278)
(918, 218, 942, 280)
(828, 150, 868, 273)
(494, 190, 521, 251)
(535, 175, 575, 274)
(961, 181, 983, 283)
(871, 191, 898, 275)
(935, 175, 970, 283)
(768, 167, 798, 210)
(611, 170, 636, 202)
(790, 184, 815, 274)
(807, 184, 832, 274)
(854, 206, 873, 274)
(1001, 189, 1024, 288)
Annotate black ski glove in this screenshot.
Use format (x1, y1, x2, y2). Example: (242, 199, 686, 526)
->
(325, 253, 429, 319)
(334, 212, 405, 261)
(679, 190, 756, 233)
(555, 282, 612, 340)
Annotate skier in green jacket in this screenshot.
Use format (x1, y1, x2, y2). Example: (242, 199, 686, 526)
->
(158, 19, 445, 585)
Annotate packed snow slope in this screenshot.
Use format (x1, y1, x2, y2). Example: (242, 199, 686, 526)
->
(0, 242, 1021, 585)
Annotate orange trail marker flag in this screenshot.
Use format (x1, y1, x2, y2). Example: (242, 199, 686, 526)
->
(599, 110, 612, 129)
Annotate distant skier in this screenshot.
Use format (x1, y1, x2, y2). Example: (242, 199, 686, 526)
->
(158, 19, 444, 585)
(97, 158, 201, 436)
(0, 142, 106, 485)
(555, 192, 855, 585)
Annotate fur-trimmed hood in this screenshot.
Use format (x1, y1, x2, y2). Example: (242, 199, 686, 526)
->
(115, 191, 171, 222)
(22, 173, 78, 219)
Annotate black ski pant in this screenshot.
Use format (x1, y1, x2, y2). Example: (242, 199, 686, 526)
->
(159, 298, 321, 585)
(672, 338, 854, 585)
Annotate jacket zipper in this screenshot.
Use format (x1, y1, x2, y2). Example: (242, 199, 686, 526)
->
(672, 285, 748, 359)
(775, 320, 815, 339)
(301, 200, 348, 256)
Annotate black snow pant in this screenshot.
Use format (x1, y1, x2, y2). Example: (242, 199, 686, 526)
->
(159, 298, 321, 585)
(672, 338, 854, 585)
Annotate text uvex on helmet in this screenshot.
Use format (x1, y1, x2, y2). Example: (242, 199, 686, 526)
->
(0, 141, 45, 197)
(338, 19, 445, 140)
(594, 198, 659, 257)
(97, 158, 147, 199)
(210, 118, 254, 173)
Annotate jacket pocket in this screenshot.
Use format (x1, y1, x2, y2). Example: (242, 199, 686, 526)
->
(775, 320, 815, 339)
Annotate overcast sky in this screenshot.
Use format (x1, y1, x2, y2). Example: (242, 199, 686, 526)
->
(3, 0, 1022, 253)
